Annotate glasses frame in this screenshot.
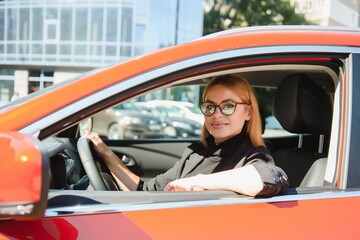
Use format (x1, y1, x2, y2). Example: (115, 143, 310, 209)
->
(200, 100, 248, 116)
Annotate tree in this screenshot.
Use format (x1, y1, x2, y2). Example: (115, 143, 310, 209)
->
(203, 0, 312, 35)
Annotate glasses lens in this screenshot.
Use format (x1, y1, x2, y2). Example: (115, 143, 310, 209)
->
(220, 102, 236, 115)
(200, 102, 215, 116)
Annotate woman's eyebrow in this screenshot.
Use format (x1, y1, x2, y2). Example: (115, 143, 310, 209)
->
(203, 99, 239, 104)
(221, 99, 237, 103)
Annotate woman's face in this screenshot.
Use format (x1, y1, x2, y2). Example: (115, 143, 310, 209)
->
(204, 84, 251, 144)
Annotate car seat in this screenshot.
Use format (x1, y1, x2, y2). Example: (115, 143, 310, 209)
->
(272, 73, 333, 188)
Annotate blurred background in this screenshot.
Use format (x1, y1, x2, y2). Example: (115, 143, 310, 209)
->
(0, 0, 358, 105)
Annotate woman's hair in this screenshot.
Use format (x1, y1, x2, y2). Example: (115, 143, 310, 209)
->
(200, 74, 264, 148)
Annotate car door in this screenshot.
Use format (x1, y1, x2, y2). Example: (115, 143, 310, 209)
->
(105, 139, 195, 181)
(46, 50, 358, 239)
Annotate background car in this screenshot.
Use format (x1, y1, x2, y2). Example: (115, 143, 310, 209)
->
(144, 100, 204, 125)
(135, 102, 202, 138)
(92, 102, 164, 139)
(1, 26, 360, 239)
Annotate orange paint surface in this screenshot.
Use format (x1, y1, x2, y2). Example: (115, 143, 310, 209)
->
(124, 196, 360, 239)
(0, 132, 42, 202)
(0, 235, 9, 240)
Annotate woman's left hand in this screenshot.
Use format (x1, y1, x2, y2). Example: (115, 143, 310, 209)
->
(164, 174, 207, 191)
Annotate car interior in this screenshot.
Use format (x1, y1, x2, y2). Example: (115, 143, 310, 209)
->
(42, 53, 343, 207)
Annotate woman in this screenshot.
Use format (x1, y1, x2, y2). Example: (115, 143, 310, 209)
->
(88, 74, 289, 197)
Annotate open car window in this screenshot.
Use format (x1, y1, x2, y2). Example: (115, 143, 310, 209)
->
(45, 52, 342, 206)
(91, 86, 204, 140)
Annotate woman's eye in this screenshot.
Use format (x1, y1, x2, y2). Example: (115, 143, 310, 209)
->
(223, 103, 234, 110)
(207, 104, 215, 110)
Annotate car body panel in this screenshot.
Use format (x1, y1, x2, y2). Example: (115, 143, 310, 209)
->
(1, 26, 360, 239)
(0, 192, 359, 239)
(122, 194, 360, 239)
(0, 212, 153, 239)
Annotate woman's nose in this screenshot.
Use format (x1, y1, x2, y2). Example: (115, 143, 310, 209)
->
(212, 107, 223, 117)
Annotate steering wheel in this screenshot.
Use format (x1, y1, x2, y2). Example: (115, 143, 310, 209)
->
(77, 136, 119, 191)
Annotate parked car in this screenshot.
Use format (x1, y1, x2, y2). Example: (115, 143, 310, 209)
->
(145, 100, 204, 125)
(92, 102, 164, 140)
(1, 26, 360, 239)
(135, 102, 202, 138)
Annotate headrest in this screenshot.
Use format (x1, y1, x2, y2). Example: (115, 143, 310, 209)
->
(273, 73, 332, 135)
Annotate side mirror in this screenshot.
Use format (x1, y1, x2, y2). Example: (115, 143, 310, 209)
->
(0, 132, 49, 219)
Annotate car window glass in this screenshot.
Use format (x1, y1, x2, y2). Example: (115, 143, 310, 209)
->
(92, 85, 203, 140)
(253, 86, 293, 137)
(91, 84, 294, 140)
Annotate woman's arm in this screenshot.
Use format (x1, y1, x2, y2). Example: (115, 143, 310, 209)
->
(164, 164, 264, 196)
(87, 133, 140, 191)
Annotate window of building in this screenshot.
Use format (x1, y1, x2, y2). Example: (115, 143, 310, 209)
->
(19, 8, 30, 41)
(7, 8, 17, 41)
(45, 19, 59, 41)
(75, 45, 87, 55)
(60, 44, 71, 55)
(91, 8, 103, 41)
(31, 44, 42, 55)
(28, 69, 54, 94)
(0, 9, 5, 40)
(32, 8, 43, 41)
(106, 7, 118, 42)
(0, 80, 13, 104)
(106, 46, 117, 56)
(28, 81, 53, 94)
(0, 69, 14, 104)
(60, 8, 72, 41)
(121, 7, 133, 43)
(6, 44, 16, 54)
(75, 8, 88, 41)
(120, 46, 131, 57)
(45, 44, 56, 55)
(135, 24, 145, 56)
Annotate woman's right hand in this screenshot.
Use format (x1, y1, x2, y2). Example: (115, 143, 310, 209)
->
(86, 132, 113, 160)
(86, 132, 140, 191)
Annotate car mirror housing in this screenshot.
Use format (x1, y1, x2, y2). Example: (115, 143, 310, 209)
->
(0, 132, 49, 219)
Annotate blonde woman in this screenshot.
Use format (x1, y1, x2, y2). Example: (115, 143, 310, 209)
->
(88, 75, 288, 196)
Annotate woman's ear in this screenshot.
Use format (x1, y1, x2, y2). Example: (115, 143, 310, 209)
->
(244, 106, 252, 121)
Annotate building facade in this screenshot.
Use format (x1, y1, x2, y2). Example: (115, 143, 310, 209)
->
(0, 0, 203, 105)
(291, 0, 359, 26)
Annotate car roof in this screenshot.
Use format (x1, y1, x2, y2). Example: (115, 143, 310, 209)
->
(199, 25, 360, 40)
(1, 26, 358, 132)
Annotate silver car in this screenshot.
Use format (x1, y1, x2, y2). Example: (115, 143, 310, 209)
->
(92, 102, 164, 139)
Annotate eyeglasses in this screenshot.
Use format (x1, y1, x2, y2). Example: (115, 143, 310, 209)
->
(200, 100, 248, 116)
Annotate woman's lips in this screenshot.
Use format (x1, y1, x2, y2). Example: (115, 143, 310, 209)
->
(211, 122, 229, 128)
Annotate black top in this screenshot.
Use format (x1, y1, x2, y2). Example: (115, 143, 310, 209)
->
(140, 130, 289, 196)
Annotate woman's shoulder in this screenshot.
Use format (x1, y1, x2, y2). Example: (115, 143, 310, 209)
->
(251, 145, 270, 154)
(245, 145, 272, 163)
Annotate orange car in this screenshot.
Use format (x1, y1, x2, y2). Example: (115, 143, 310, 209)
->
(1, 26, 360, 239)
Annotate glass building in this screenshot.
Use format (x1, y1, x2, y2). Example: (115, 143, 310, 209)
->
(0, 0, 203, 104)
